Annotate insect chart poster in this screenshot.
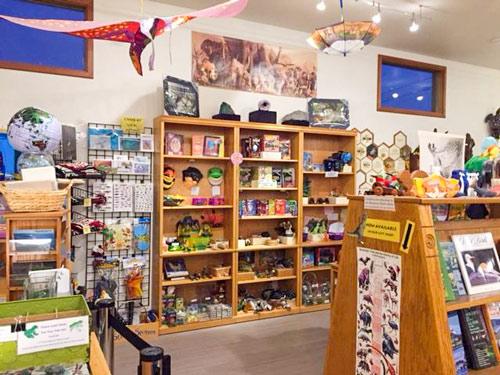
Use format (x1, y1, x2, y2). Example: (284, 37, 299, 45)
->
(356, 247, 402, 375)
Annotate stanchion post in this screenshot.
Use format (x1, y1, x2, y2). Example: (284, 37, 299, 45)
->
(95, 299, 115, 373)
(138, 346, 164, 375)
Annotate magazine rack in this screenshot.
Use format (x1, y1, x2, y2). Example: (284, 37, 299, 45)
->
(324, 196, 500, 375)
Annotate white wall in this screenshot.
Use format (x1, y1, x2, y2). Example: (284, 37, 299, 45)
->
(1, 0, 499, 155)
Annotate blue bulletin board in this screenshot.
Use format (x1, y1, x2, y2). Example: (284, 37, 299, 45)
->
(0, 0, 93, 78)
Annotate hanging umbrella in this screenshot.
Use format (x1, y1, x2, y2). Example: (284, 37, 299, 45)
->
(307, 0, 381, 56)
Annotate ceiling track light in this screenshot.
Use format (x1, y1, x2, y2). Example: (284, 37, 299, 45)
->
(316, 0, 326, 11)
(372, 2, 381, 24)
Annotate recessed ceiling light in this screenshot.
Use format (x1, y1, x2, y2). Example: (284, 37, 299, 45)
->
(416, 95, 424, 101)
(372, 3, 381, 24)
(316, 0, 326, 11)
(392, 92, 399, 99)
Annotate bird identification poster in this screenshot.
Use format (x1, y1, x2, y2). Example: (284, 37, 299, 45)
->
(355, 247, 402, 375)
(17, 316, 89, 355)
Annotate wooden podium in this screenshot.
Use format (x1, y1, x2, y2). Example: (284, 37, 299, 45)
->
(324, 196, 500, 375)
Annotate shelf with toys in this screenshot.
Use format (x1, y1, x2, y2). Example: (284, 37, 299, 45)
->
(154, 116, 356, 334)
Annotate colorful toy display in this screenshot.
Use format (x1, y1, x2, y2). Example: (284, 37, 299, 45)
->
(182, 167, 203, 188)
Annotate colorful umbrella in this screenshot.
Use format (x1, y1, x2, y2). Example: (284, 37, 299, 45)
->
(307, 0, 380, 56)
(0, 0, 248, 75)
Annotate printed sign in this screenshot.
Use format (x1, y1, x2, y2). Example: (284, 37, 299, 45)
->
(17, 316, 89, 355)
(356, 247, 402, 374)
(120, 117, 144, 134)
(363, 218, 400, 243)
(325, 171, 339, 178)
(364, 195, 396, 211)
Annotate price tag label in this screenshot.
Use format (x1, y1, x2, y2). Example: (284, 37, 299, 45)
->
(325, 171, 339, 178)
(191, 186, 200, 196)
(83, 225, 91, 235)
(212, 186, 221, 197)
(83, 198, 91, 207)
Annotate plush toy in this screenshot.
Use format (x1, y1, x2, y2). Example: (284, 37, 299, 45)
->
(451, 170, 468, 196)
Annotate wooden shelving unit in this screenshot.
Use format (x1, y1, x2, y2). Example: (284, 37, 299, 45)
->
(154, 116, 356, 335)
(4, 210, 71, 301)
(325, 196, 500, 375)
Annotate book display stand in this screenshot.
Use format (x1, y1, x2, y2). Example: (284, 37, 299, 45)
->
(324, 196, 500, 375)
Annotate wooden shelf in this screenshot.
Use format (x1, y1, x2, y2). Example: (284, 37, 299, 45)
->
(470, 365, 500, 374)
(302, 240, 343, 247)
(446, 291, 500, 312)
(239, 187, 297, 191)
(303, 203, 348, 208)
(303, 171, 354, 175)
(162, 276, 231, 286)
(164, 155, 229, 161)
(4, 210, 68, 219)
(242, 158, 298, 163)
(240, 215, 298, 220)
(237, 244, 297, 252)
(154, 115, 356, 336)
(159, 318, 234, 334)
(238, 275, 296, 285)
(300, 304, 330, 312)
(162, 249, 234, 257)
(163, 205, 233, 210)
(302, 265, 332, 272)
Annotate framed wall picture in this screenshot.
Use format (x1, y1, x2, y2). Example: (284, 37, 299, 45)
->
(203, 136, 222, 157)
(308, 99, 350, 129)
(452, 232, 500, 295)
(0, 0, 93, 78)
(163, 76, 199, 117)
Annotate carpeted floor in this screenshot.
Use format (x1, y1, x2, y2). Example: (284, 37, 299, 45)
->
(115, 310, 330, 374)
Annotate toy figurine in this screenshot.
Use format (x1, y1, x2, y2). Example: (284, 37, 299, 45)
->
(451, 169, 468, 196)
(182, 167, 203, 188)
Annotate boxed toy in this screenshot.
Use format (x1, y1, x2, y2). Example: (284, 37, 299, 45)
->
(166, 133, 184, 155)
(251, 166, 275, 188)
(282, 168, 296, 188)
(192, 134, 204, 156)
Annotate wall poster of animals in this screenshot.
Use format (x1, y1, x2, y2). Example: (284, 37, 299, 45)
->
(192, 31, 317, 98)
(356, 247, 401, 375)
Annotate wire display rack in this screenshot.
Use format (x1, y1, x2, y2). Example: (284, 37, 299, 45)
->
(71, 122, 153, 322)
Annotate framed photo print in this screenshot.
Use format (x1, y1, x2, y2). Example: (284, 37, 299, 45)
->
(452, 232, 500, 295)
(120, 136, 141, 151)
(308, 99, 350, 129)
(163, 76, 199, 117)
(203, 136, 222, 157)
(140, 134, 154, 152)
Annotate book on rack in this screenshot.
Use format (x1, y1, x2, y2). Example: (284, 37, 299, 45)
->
(458, 307, 498, 369)
(437, 241, 456, 301)
(448, 311, 468, 375)
(438, 241, 467, 297)
(487, 302, 500, 350)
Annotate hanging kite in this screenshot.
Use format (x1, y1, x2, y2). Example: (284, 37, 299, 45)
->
(0, 0, 248, 75)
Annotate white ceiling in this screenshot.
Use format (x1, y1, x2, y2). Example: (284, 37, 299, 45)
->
(156, 0, 500, 70)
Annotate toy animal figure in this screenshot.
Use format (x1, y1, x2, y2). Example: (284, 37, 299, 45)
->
(466, 172, 479, 196)
(451, 169, 468, 195)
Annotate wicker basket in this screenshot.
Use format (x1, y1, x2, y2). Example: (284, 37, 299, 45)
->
(211, 265, 231, 277)
(0, 180, 73, 212)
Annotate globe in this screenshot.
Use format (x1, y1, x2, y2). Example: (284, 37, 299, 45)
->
(7, 107, 62, 153)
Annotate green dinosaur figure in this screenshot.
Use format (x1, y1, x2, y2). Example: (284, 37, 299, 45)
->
(24, 325, 38, 339)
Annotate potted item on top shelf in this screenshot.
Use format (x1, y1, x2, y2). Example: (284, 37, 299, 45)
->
(249, 100, 277, 124)
(305, 218, 328, 242)
(212, 102, 241, 121)
(276, 220, 296, 245)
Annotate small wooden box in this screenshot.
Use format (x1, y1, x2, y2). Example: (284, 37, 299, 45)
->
(211, 266, 231, 277)
(237, 272, 256, 281)
(276, 268, 294, 277)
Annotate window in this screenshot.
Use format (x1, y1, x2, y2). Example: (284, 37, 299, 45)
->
(377, 55, 446, 117)
(0, 0, 93, 78)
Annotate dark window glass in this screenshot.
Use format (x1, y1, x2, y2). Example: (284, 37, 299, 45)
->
(381, 64, 434, 112)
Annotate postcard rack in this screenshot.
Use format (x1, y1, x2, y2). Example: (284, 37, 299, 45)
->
(72, 123, 153, 322)
(324, 196, 500, 375)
